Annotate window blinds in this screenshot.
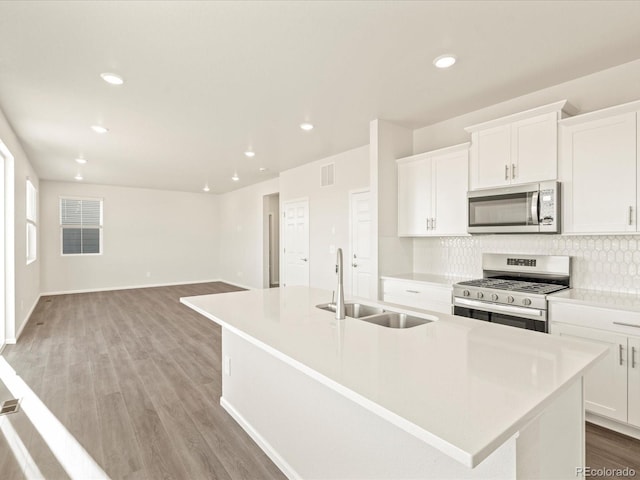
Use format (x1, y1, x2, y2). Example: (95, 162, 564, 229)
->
(60, 198, 102, 254)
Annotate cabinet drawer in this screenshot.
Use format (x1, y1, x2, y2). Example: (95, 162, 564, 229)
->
(382, 279, 452, 314)
(550, 302, 640, 336)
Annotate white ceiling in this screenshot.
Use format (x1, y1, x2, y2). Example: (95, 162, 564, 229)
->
(0, 1, 639, 193)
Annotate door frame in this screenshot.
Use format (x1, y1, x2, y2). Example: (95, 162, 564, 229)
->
(348, 188, 371, 299)
(281, 197, 310, 288)
(0, 140, 14, 349)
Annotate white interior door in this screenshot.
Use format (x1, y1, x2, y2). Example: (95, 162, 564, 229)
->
(283, 199, 309, 287)
(350, 190, 373, 299)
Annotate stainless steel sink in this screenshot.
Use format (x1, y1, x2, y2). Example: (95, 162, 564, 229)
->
(358, 312, 431, 329)
(316, 303, 430, 328)
(316, 302, 384, 318)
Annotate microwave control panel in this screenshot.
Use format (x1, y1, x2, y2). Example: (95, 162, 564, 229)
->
(539, 189, 556, 225)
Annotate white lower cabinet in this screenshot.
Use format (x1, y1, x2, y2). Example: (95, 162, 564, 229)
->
(550, 302, 640, 429)
(630, 336, 640, 427)
(551, 322, 628, 423)
(381, 279, 451, 314)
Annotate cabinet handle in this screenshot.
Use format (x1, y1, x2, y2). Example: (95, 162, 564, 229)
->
(633, 346, 637, 369)
(426, 218, 430, 231)
(613, 321, 640, 329)
(512, 163, 516, 179)
(629, 206, 633, 226)
(505, 165, 509, 180)
(432, 217, 436, 230)
(406, 290, 420, 294)
(619, 344, 624, 366)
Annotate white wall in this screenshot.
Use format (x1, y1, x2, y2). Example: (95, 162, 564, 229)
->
(0, 106, 40, 342)
(40, 181, 219, 293)
(217, 177, 280, 289)
(280, 145, 369, 293)
(369, 120, 414, 296)
(413, 58, 640, 153)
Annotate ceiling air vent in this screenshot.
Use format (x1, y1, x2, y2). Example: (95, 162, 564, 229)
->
(321, 163, 335, 187)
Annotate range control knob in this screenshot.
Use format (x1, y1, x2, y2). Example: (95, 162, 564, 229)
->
(463, 289, 470, 297)
(477, 292, 484, 299)
(491, 293, 499, 301)
(507, 296, 515, 304)
(522, 298, 532, 306)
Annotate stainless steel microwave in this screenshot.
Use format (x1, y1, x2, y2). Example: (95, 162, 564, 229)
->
(467, 181, 560, 234)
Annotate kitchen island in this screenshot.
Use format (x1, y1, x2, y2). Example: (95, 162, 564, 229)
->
(181, 286, 607, 479)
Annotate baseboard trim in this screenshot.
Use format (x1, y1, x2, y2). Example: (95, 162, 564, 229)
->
(220, 396, 298, 480)
(5, 294, 41, 344)
(218, 280, 256, 291)
(586, 412, 640, 440)
(40, 278, 238, 296)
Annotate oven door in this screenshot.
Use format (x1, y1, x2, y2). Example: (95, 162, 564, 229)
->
(453, 298, 547, 332)
(467, 183, 540, 234)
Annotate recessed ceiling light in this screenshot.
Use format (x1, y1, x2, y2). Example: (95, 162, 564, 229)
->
(203, 184, 210, 192)
(231, 173, 240, 182)
(100, 72, 124, 85)
(433, 54, 457, 69)
(75, 158, 87, 164)
(259, 167, 267, 172)
(91, 125, 109, 134)
(300, 122, 314, 131)
(74, 173, 83, 181)
(244, 151, 255, 158)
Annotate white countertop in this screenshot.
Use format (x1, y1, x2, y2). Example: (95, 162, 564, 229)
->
(380, 272, 472, 288)
(181, 287, 606, 468)
(549, 288, 640, 313)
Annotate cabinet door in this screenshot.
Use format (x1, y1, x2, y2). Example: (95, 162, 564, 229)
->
(511, 112, 558, 185)
(561, 112, 637, 233)
(629, 336, 640, 427)
(433, 149, 468, 235)
(470, 125, 511, 189)
(397, 155, 432, 236)
(552, 323, 628, 423)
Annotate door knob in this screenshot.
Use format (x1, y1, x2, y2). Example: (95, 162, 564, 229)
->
(352, 263, 358, 268)
(301, 257, 308, 262)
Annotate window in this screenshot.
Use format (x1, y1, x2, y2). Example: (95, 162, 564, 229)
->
(26, 179, 37, 264)
(60, 197, 103, 255)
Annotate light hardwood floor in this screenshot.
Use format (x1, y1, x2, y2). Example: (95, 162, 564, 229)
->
(1, 282, 639, 479)
(0, 282, 285, 480)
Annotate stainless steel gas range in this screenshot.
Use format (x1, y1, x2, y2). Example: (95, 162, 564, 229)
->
(452, 254, 571, 332)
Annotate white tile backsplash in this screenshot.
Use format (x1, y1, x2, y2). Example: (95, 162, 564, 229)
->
(413, 235, 640, 293)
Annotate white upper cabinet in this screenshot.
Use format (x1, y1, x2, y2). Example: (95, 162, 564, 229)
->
(397, 143, 469, 237)
(466, 101, 574, 190)
(397, 152, 432, 236)
(559, 101, 640, 234)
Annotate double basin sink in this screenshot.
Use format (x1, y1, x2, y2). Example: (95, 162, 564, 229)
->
(316, 302, 431, 329)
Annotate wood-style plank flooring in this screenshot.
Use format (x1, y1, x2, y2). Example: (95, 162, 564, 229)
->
(586, 422, 640, 480)
(0, 282, 639, 479)
(0, 282, 285, 480)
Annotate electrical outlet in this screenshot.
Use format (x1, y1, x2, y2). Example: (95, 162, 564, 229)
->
(146, 271, 151, 278)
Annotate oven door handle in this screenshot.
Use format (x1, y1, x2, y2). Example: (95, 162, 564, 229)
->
(454, 297, 544, 317)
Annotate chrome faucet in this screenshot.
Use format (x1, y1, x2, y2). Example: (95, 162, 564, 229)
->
(335, 248, 346, 320)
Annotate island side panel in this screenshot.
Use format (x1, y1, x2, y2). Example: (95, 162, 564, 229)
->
(219, 327, 517, 479)
(515, 377, 585, 479)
